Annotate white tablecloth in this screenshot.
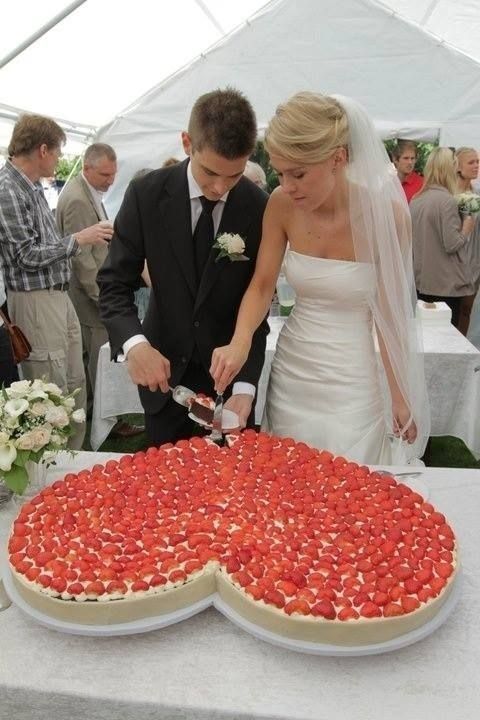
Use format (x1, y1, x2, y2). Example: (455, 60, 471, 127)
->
(0, 451, 479, 720)
(92, 319, 480, 457)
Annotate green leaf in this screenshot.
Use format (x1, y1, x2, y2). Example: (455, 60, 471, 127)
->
(3, 465, 29, 494)
(13, 449, 31, 468)
(29, 450, 45, 464)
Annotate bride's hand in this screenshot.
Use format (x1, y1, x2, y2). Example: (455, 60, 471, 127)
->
(392, 400, 417, 444)
(210, 341, 251, 393)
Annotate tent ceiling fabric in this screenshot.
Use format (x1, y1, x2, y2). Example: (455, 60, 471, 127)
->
(0, 0, 267, 148)
(1, 0, 480, 212)
(92, 0, 480, 214)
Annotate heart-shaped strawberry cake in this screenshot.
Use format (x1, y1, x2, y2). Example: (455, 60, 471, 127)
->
(8, 431, 457, 645)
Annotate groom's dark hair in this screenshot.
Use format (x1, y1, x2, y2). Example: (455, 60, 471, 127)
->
(188, 87, 257, 159)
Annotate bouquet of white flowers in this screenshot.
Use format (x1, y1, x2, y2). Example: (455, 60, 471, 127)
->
(455, 192, 480, 216)
(0, 379, 85, 494)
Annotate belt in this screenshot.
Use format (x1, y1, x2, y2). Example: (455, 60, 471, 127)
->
(51, 282, 69, 292)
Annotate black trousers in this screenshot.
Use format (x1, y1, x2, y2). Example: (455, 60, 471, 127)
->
(144, 359, 255, 447)
(417, 292, 463, 329)
(0, 325, 19, 387)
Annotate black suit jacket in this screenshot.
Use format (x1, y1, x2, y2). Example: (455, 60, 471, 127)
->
(98, 159, 269, 414)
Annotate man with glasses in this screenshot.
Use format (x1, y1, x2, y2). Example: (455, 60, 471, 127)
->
(0, 114, 112, 449)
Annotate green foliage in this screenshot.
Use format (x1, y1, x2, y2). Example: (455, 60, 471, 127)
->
(55, 155, 81, 181)
(251, 141, 279, 193)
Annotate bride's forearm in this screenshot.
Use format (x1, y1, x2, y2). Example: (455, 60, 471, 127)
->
(377, 327, 406, 405)
(231, 284, 273, 349)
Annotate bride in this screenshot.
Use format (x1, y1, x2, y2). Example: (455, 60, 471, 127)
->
(210, 92, 429, 464)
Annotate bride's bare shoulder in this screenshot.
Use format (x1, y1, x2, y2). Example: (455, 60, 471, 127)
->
(267, 186, 293, 216)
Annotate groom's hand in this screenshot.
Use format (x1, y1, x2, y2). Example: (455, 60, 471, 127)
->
(127, 342, 171, 393)
(224, 394, 253, 429)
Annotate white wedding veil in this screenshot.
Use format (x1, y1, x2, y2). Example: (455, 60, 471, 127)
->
(332, 94, 430, 460)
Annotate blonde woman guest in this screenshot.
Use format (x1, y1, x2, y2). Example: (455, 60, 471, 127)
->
(455, 147, 480, 335)
(411, 147, 475, 330)
(211, 92, 429, 465)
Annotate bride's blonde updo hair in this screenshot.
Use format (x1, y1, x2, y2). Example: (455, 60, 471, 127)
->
(264, 92, 349, 164)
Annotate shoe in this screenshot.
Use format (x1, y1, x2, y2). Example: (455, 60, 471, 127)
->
(111, 421, 145, 438)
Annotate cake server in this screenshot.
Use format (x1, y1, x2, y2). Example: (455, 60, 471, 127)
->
(209, 392, 224, 441)
(169, 385, 196, 407)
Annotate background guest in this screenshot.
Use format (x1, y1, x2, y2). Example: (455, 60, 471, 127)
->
(455, 146, 480, 335)
(411, 147, 475, 329)
(392, 139, 423, 202)
(0, 268, 19, 387)
(56, 144, 144, 438)
(0, 114, 111, 449)
(243, 160, 267, 190)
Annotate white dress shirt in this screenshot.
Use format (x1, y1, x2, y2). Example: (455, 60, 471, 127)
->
(122, 163, 255, 397)
(82, 174, 108, 220)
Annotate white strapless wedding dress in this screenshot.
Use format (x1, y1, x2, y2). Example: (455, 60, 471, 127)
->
(263, 250, 394, 464)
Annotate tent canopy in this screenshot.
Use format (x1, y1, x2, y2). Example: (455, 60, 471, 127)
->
(0, 0, 267, 151)
(2, 0, 480, 212)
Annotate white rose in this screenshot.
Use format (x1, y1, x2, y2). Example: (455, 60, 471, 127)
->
(0, 441, 17, 471)
(4, 398, 29, 418)
(225, 233, 245, 254)
(45, 405, 69, 428)
(5, 380, 31, 398)
(50, 433, 64, 446)
(29, 426, 52, 451)
(71, 408, 86, 424)
(15, 432, 36, 451)
(30, 401, 49, 417)
(43, 382, 63, 396)
(63, 397, 76, 410)
(0, 431, 10, 444)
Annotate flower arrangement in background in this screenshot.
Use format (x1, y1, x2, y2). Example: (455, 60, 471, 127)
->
(0, 379, 85, 494)
(213, 233, 249, 262)
(455, 192, 480, 216)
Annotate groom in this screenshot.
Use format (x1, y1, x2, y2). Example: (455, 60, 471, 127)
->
(98, 88, 269, 445)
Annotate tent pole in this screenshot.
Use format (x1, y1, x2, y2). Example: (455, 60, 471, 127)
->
(193, 0, 225, 34)
(0, 0, 87, 69)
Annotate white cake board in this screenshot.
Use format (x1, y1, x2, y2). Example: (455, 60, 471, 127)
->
(2, 559, 459, 654)
(1, 558, 214, 637)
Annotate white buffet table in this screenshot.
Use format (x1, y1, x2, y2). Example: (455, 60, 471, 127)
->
(91, 318, 480, 456)
(0, 451, 479, 720)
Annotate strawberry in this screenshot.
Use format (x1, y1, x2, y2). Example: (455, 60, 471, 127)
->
(84, 581, 106, 596)
(264, 589, 285, 609)
(311, 600, 336, 619)
(360, 602, 382, 618)
(404, 578, 422, 595)
(290, 569, 307, 588)
(401, 595, 420, 613)
(338, 606, 359, 621)
(233, 571, 253, 588)
(435, 562, 453, 579)
(383, 602, 404, 617)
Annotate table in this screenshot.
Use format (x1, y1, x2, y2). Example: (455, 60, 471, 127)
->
(0, 451, 479, 720)
(91, 319, 480, 457)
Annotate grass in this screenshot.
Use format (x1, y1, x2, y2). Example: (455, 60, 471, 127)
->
(83, 414, 480, 469)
